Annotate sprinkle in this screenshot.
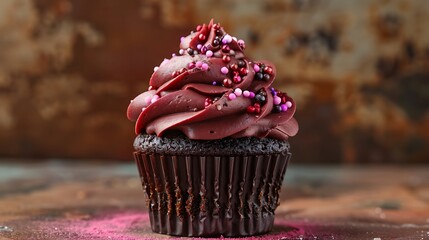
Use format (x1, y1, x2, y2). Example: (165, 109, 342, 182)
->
(237, 39, 246, 49)
(247, 106, 255, 113)
(228, 93, 237, 100)
(144, 96, 152, 104)
(243, 90, 250, 97)
(222, 45, 230, 53)
(249, 92, 256, 98)
(198, 33, 206, 41)
(196, 61, 203, 68)
(197, 44, 202, 50)
(153, 66, 159, 72)
(201, 46, 207, 54)
(216, 104, 222, 110)
(180, 37, 185, 42)
(234, 88, 242, 96)
(142, 107, 146, 111)
(239, 68, 248, 76)
(286, 101, 292, 108)
(253, 64, 260, 72)
(281, 104, 288, 112)
(222, 34, 232, 44)
(172, 53, 176, 57)
(221, 67, 229, 74)
(222, 78, 232, 87)
(222, 55, 231, 63)
(233, 75, 241, 83)
(201, 63, 209, 71)
(273, 96, 282, 105)
(212, 81, 217, 85)
(188, 62, 195, 69)
(179, 49, 185, 55)
(151, 95, 160, 103)
(206, 50, 213, 57)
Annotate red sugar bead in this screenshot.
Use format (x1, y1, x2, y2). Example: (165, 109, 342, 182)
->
(222, 55, 231, 63)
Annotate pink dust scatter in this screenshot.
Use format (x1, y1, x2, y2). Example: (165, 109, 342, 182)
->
(65, 212, 149, 240)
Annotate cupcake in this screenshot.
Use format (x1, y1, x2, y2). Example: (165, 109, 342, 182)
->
(127, 20, 298, 237)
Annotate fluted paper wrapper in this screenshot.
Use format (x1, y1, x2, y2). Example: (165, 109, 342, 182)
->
(134, 151, 291, 237)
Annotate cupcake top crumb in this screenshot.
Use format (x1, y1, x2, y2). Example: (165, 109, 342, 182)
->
(127, 19, 298, 140)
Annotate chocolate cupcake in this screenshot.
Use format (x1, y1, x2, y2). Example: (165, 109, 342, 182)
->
(127, 20, 298, 237)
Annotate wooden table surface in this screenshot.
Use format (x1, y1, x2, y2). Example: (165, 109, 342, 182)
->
(0, 160, 428, 240)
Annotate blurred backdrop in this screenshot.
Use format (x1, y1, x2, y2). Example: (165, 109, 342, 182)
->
(0, 0, 428, 163)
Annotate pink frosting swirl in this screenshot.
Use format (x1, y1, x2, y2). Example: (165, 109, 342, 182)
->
(127, 20, 298, 140)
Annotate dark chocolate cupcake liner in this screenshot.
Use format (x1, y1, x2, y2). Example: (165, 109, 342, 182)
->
(134, 151, 291, 237)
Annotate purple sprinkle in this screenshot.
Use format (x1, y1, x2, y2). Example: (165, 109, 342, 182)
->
(249, 92, 256, 99)
(212, 81, 217, 86)
(281, 104, 288, 112)
(201, 63, 209, 71)
(221, 67, 229, 74)
(197, 44, 202, 50)
(180, 37, 185, 42)
(253, 64, 260, 72)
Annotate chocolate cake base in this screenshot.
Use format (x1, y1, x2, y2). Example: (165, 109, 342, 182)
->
(133, 134, 291, 237)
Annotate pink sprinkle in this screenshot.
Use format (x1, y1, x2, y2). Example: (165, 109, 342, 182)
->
(243, 90, 250, 97)
(188, 62, 195, 69)
(151, 95, 159, 103)
(238, 39, 245, 48)
(228, 93, 237, 100)
(253, 64, 260, 72)
(221, 67, 229, 74)
(197, 44, 202, 50)
(273, 96, 282, 105)
(196, 61, 203, 68)
(144, 96, 151, 104)
(249, 92, 256, 98)
(153, 66, 159, 72)
(180, 37, 185, 42)
(281, 104, 288, 112)
(201, 63, 209, 71)
(206, 50, 213, 57)
(234, 88, 243, 97)
(172, 53, 176, 57)
(286, 101, 292, 108)
(179, 49, 185, 55)
(222, 34, 232, 44)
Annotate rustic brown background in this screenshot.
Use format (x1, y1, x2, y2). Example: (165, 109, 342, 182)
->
(0, 0, 428, 163)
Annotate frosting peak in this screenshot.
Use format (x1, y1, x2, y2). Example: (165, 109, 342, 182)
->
(127, 20, 298, 140)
